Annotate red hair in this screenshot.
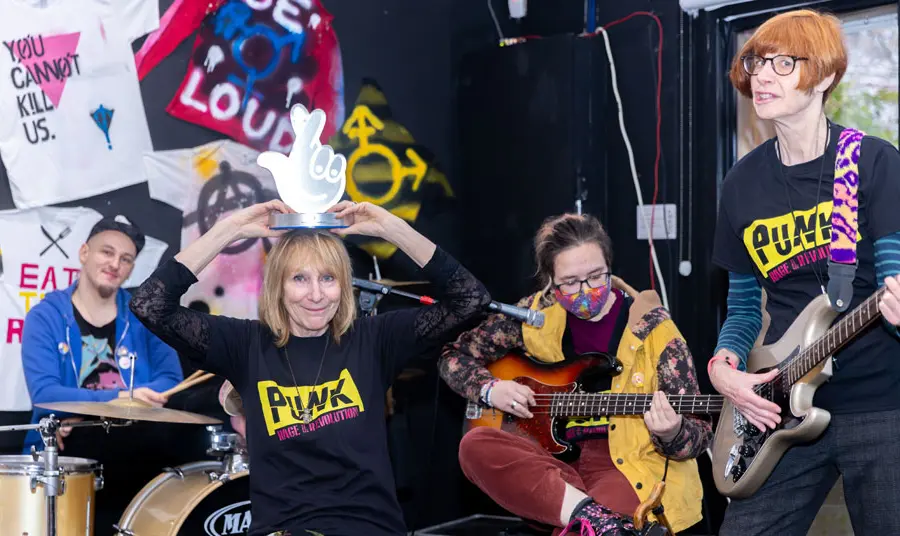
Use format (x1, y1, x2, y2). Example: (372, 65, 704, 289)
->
(730, 9, 847, 102)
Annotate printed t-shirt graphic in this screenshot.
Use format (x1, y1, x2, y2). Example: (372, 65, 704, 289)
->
(72, 306, 125, 391)
(742, 201, 861, 283)
(0, 206, 163, 410)
(257, 368, 365, 440)
(144, 140, 277, 319)
(160, 0, 345, 154)
(0, 0, 158, 208)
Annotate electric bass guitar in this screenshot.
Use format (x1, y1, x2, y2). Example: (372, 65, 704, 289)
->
(464, 352, 723, 461)
(711, 289, 886, 498)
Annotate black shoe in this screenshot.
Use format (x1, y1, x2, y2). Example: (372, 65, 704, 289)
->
(563, 500, 641, 536)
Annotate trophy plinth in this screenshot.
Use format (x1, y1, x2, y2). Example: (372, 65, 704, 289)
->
(269, 212, 346, 230)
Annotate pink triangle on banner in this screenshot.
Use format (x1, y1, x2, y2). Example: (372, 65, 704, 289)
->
(14, 32, 81, 108)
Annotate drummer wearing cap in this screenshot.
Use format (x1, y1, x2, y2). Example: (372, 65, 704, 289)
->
(20, 215, 183, 452)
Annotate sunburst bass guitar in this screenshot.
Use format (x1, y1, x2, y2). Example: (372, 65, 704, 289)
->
(711, 289, 886, 498)
(464, 352, 723, 461)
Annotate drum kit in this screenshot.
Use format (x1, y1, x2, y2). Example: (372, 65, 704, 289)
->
(0, 392, 250, 536)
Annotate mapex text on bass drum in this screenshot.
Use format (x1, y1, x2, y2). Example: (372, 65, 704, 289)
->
(0, 454, 103, 536)
(114, 461, 251, 536)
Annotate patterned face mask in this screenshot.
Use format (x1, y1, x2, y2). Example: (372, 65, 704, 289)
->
(554, 283, 611, 320)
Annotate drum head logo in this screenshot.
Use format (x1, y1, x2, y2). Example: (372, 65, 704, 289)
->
(204, 500, 252, 536)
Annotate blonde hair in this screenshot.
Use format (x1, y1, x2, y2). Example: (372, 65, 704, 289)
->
(259, 231, 356, 347)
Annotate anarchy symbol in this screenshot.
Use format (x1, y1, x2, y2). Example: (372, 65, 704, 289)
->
(185, 161, 277, 255)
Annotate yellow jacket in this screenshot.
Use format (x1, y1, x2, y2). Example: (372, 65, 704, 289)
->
(520, 278, 707, 532)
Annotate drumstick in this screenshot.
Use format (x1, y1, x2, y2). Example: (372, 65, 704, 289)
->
(162, 373, 216, 398)
(184, 369, 206, 383)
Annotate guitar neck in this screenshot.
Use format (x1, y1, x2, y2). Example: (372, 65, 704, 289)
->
(785, 288, 886, 384)
(549, 393, 723, 417)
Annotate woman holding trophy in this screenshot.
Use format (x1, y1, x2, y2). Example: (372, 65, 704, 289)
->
(129, 105, 491, 536)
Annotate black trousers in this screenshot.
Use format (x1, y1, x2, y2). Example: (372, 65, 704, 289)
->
(720, 407, 900, 535)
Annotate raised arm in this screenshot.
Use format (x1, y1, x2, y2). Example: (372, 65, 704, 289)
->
(329, 201, 492, 383)
(130, 201, 288, 378)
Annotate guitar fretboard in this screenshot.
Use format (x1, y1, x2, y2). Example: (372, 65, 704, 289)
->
(549, 393, 723, 417)
(784, 288, 886, 385)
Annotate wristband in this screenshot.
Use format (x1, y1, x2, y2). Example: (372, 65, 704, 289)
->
(707, 354, 737, 377)
(480, 378, 499, 406)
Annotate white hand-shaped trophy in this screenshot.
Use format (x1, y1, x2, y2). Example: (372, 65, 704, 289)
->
(258, 104, 348, 229)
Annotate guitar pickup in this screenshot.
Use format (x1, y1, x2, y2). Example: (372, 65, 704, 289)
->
(465, 402, 483, 420)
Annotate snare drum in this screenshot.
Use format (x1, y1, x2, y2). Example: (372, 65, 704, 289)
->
(0, 454, 102, 536)
(114, 461, 250, 535)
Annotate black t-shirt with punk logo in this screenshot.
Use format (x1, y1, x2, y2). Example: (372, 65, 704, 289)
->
(713, 121, 900, 414)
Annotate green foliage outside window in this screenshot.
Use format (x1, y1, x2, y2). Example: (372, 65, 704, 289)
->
(826, 81, 899, 148)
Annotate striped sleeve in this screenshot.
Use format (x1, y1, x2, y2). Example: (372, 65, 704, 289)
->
(875, 232, 900, 335)
(714, 272, 763, 371)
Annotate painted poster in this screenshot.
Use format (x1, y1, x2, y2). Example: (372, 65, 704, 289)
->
(0, 0, 157, 208)
(329, 79, 455, 260)
(144, 140, 278, 319)
(166, 0, 344, 154)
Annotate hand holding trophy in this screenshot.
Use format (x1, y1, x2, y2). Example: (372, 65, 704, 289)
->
(257, 104, 348, 229)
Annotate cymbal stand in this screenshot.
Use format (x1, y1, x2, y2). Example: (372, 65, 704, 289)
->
(128, 352, 136, 399)
(0, 415, 129, 536)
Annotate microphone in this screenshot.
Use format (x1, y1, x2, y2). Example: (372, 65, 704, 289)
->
(351, 278, 545, 327)
(487, 301, 544, 328)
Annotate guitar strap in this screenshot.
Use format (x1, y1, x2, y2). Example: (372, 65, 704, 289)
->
(827, 127, 864, 312)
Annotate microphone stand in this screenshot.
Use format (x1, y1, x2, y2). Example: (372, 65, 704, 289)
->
(357, 288, 383, 317)
(354, 280, 435, 318)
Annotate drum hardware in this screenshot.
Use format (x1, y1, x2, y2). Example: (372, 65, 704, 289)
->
(206, 425, 249, 474)
(0, 415, 128, 536)
(163, 466, 186, 479)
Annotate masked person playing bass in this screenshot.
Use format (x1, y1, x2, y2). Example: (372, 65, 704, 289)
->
(439, 213, 712, 536)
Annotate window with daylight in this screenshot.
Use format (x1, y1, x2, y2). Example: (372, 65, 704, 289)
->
(735, 5, 899, 159)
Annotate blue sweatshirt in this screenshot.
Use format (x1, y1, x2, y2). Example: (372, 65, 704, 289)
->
(20, 281, 183, 452)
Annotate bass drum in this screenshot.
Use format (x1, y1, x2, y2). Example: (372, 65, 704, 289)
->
(114, 461, 250, 536)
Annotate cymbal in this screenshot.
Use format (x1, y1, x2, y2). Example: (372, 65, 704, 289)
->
(371, 279, 429, 287)
(36, 398, 222, 425)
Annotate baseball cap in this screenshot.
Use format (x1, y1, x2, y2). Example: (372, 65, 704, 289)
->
(87, 215, 145, 254)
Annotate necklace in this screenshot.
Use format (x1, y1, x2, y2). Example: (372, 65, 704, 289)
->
(774, 117, 831, 294)
(283, 335, 330, 424)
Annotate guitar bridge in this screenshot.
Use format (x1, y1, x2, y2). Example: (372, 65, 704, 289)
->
(732, 407, 747, 436)
(465, 401, 483, 420)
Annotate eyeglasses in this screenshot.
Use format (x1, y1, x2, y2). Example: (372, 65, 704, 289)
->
(741, 55, 808, 76)
(554, 273, 611, 295)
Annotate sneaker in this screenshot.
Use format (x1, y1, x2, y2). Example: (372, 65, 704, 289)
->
(561, 501, 667, 536)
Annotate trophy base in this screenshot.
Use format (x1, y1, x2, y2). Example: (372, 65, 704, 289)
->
(270, 212, 347, 230)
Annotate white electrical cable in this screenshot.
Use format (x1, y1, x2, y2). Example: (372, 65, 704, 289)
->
(596, 26, 670, 310)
